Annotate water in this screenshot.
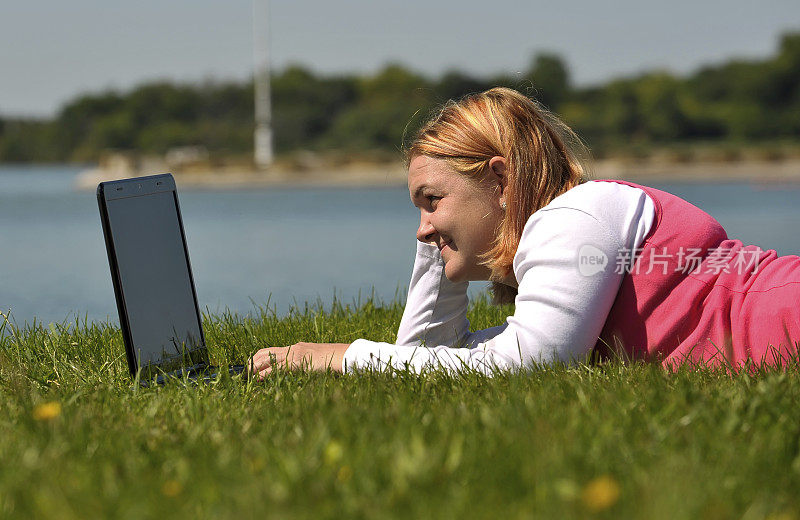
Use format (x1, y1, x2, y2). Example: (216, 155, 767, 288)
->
(1, 165, 799, 327)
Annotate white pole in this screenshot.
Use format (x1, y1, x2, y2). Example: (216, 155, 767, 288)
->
(253, 0, 273, 168)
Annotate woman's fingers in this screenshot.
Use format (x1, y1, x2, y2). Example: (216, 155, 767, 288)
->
(257, 364, 272, 380)
(249, 346, 309, 379)
(248, 347, 285, 375)
(249, 343, 345, 379)
(251, 351, 277, 381)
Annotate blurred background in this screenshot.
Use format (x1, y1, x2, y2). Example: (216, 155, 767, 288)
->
(1, 0, 799, 327)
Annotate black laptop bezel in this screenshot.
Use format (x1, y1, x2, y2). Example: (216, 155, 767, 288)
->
(97, 173, 209, 379)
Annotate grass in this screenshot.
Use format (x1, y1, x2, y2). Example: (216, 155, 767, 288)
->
(1, 295, 800, 519)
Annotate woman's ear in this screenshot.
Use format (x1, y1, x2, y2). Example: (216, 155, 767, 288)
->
(488, 156, 508, 195)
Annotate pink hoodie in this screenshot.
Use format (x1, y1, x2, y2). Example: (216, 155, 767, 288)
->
(596, 180, 800, 368)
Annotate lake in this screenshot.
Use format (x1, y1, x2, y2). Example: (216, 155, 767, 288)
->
(1, 164, 799, 327)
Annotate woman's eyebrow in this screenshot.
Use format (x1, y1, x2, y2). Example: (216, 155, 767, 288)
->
(412, 184, 429, 199)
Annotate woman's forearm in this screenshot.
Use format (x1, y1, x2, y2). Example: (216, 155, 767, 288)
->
(395, 241, 471, 347)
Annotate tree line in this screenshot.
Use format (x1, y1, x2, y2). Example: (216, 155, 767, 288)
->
(1, 32, 798, 163)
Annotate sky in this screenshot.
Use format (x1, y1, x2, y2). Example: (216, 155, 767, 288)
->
(2, 0, 799, 118)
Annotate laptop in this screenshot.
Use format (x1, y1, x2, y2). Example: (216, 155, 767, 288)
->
(97, 173, 247, 384)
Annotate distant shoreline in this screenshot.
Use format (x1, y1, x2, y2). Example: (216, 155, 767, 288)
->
(73, 158, 800, 191)
(591, 158, 800, 185)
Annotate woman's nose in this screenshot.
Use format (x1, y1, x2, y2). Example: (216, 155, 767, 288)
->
(416, 214, 436, 243)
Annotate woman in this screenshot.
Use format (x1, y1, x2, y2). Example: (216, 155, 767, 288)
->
(249, 87, 800, 378)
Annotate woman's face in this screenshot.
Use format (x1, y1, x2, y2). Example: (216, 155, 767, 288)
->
(408, 155, 504, 283)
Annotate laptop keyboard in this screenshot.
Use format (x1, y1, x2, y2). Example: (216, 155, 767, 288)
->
(150, 364, 247, 385)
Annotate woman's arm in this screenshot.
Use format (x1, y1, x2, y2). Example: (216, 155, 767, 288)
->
(394, 241, 507, 348)
(342, 207, 629, 374)
(248, 240, 506, 378)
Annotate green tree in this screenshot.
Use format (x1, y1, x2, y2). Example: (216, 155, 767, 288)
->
(598, 80, 641, 141)
(524, 53, 570, 109)
(634, 73, 689, 141)
(434, 71, 488, 102)
(271, 65, 357, 151)
(325, 64, 433, 150)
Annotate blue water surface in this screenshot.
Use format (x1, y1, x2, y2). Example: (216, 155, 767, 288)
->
(1, 165, 798, 327)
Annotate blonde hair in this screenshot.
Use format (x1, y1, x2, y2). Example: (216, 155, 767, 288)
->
(405, 87, 590, 304)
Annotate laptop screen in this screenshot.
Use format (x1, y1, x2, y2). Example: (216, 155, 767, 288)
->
(103, 185, 208, 375)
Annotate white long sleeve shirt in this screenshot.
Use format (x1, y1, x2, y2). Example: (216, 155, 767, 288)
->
(342, 180, 656, 374)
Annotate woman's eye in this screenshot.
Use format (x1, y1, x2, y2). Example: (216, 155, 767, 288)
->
(427, 195, 441, 206)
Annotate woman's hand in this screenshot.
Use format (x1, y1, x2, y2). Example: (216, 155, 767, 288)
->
(247, 343, 351, 379)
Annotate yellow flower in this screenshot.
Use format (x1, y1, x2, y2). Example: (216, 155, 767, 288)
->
(162, 480, 182, 497)
(33, 402, 61, 421)
(324, 440, 343, 465)
(582, 475, 620, 512)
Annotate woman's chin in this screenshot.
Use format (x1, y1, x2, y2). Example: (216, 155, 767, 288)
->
(443, 264, 468, 284)
(444, 261, 493, 284)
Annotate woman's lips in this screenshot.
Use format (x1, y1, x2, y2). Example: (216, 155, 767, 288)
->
(439, 240, 452, 252)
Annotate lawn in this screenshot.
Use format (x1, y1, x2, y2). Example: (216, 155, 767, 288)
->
(1, 296, 799, 519)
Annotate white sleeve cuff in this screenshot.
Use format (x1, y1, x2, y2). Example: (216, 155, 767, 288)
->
(342, 338, 404, 373)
